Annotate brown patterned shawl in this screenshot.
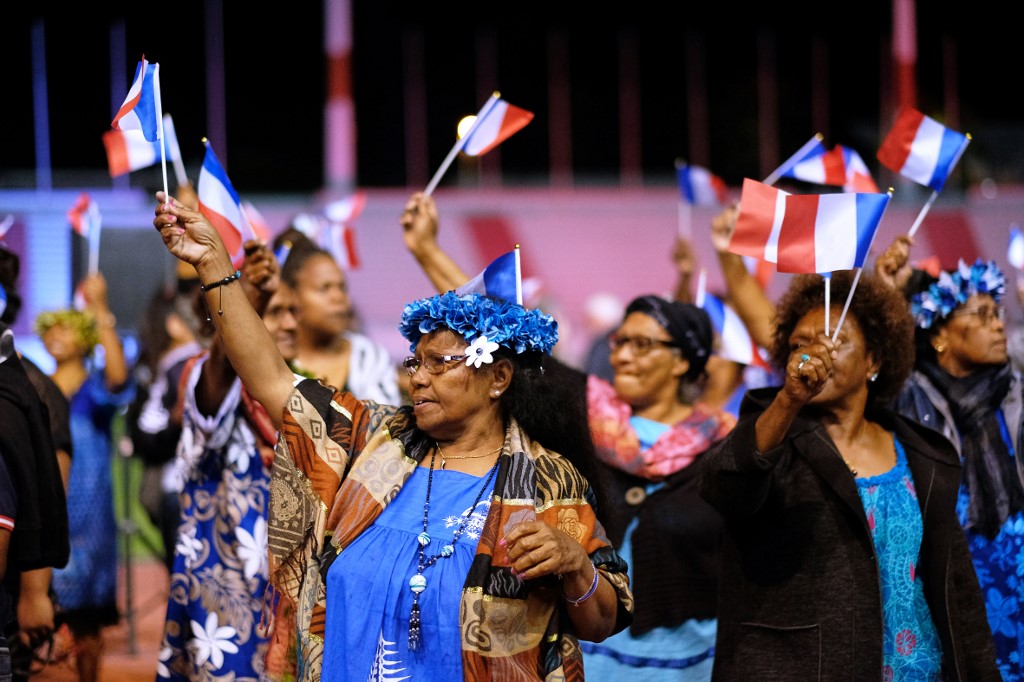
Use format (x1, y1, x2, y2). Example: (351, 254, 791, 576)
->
(266, 378, 633, 681)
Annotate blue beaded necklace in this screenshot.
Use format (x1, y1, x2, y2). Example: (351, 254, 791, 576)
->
(407, 446, 499, 651)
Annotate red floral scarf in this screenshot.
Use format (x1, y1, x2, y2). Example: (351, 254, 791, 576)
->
(587, 374, 735, 480)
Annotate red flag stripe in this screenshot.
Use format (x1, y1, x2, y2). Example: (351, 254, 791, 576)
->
(776, 194, 819, 273)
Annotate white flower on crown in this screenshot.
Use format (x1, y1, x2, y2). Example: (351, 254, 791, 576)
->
(465, 335, 500, 368)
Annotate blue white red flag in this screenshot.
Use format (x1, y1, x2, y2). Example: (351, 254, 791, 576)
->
(198, 141, 255, 267)
(240, 200, 273, 244)
(783, 143, 879, 193)
(730, 179, 889, 274)
(111, 57, 161, 142)
(66, 193, 101, 238)
(1008, 223, 1024, 271)
(103, 113, 180, 177)
(460, 94, 534, 157)
(676, 162, 728, 206)
(455, 249, 521, 305)
(877, 107, 969, 192)
(322, 192, 367, 270)
(700, 292, 769, 369)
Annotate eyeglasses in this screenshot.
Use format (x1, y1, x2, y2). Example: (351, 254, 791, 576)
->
(950, 306, 1005, 326)
(608, 334, 678, 355)
(402, 353, 468, 376)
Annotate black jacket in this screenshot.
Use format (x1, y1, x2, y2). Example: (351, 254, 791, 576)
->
(698, 386, 998, 681)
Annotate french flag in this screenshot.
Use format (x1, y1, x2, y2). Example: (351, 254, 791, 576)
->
(676, 162, 728, 206)
(784, 143, 879, 193)
(877, 107, 969, 192)
(1008, 223, 1024, 271)
(730, 178, 889, 274)
(700, 292, 769, 369)
(460, 93, 534, 157)
(111, 57, 161, 142)
(198, 141, 255, 267)
(321, 192, 367, 270)
(455, 249, 521, 305)
(103, 113, 180, 177)
(66, 193, 100, 238)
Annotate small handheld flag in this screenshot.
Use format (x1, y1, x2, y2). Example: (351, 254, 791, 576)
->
(67, 193, 103, 274)
(1008, 224, 1024, 271)
(676, 161, 728, 207)
(455, 248, 522, 305)
(877, 107, 970, 193)
(112, 56, 161, 142)
(198, 140, 256, 268)
(424, 92, 534, 195)
(782, 143, 879, 193)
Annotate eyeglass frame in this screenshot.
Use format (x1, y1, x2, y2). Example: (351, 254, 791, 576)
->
(949, 305, 1005, 326)
(607, 333, 680, 355)
(402, 353, 468, 376)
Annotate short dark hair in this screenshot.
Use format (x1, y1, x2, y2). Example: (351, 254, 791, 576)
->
(770, 270, 915, 408)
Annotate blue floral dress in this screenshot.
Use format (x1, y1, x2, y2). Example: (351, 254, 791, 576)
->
(52, 369, 134, 629)
(956, 486, 1024, 682)
(157, 360, 272, 681)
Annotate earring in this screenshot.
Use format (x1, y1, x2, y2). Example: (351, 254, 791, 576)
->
(934, 344, 946, 354)
(869, 372, 879, 383)
(492, 391, 501, 397)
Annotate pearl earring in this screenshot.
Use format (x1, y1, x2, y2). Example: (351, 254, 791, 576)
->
(869, 372, 879, 383)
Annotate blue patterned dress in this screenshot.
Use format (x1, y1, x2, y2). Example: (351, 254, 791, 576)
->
(157, 359, 272, 681)
(52, 369, 134, 629)
(856, 438, 943, 681)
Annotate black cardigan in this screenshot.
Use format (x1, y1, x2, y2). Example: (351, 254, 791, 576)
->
(698, 387, 998, 681)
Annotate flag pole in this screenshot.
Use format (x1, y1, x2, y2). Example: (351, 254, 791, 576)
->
(695, 268, 707, 307)
(153, 63, 169, 198)
(823, 273, 831, 335)
(831, 189, 895, 342)
(906, 133, 971, 239)
(763, 133, 824, 186)
(163, 113, 189, 188)
(424, 92, 501, 196)
(513, 243, 522, 305)
(88, 204, 102, 274)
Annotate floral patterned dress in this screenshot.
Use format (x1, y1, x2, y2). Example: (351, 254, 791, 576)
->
(157, 357, 272, 681)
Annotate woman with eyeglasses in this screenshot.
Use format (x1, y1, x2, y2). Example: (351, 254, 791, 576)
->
(882, 254, 1024, 680)
(153, 193, 633, 682)
(400, 191, 736, 680)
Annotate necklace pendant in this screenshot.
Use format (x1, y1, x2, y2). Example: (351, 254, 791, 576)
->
(409, 573, 427, 594)
(417, 531, 430, 547)
(440, 544, 454, 557)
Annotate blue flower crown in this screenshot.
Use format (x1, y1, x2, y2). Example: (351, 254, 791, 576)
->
(399, 290, 558, 354)
(910, 258, 1006, 329)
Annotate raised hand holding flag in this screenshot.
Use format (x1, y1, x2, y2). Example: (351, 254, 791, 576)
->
(425, 92, 534, 195)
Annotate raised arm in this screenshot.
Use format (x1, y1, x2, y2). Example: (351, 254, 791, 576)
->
(195, 240, 283, 417)
(873, 234, 915, 292)
(400, 192, 470, 293)
(153, 193, 293, 429)
(670, 234, 696, 304)
(78, 273, 129, 390)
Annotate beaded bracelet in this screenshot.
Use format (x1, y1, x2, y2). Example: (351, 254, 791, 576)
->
(563, 562, 599, 606)
(199, 270, 241, 318)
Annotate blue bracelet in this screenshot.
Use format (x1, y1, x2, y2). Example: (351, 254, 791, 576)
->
(563, 562, 599, 606)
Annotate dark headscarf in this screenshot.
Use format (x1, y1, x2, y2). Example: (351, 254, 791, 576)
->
(624, 295, 712, 381)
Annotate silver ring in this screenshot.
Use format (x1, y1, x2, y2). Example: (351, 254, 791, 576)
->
(797, 361, 806, 370)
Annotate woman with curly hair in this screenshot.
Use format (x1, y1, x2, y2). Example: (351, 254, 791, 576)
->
(698, 270, 998, 681)
(888, 257, 1024, 681)
(35, 272, 132, 682)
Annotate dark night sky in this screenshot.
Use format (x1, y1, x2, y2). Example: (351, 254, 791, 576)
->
(2, 3, 1020, 195)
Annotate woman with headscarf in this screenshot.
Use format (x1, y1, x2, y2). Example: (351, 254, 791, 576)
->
(153, 192, 633, 681)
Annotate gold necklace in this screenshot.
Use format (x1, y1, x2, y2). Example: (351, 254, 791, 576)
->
(435, 442, 503, 470)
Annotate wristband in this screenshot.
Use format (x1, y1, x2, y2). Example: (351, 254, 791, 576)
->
(199, 270, 242, 318)
(563, 562, 599, 606)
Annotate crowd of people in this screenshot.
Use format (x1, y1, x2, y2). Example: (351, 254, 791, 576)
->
(0, 176, 1021, 682)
